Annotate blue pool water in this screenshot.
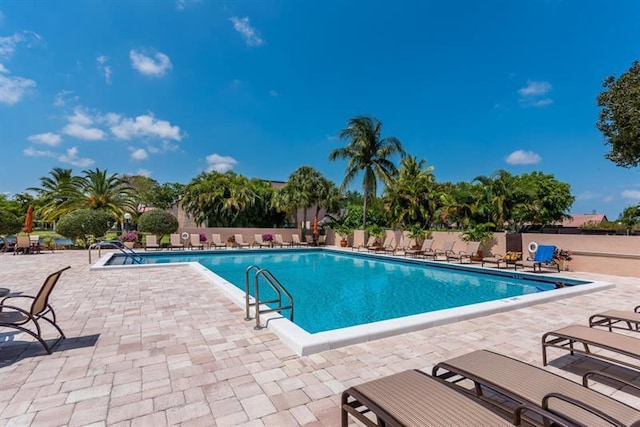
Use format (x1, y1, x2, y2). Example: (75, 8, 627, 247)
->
(107, 250, 586, 333)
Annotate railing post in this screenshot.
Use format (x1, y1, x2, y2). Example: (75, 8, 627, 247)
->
(254, 273, 262, 330)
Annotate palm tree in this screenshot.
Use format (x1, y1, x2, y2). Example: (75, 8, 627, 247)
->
(80, 168, 137, 220)
(329, 116, 406, 228)
(29, 168, 83, 222)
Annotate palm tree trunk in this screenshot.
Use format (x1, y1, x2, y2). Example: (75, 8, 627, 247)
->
(362, 194, 368, 229)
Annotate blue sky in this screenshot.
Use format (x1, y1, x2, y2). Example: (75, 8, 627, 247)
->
(1, 1, 639, 219)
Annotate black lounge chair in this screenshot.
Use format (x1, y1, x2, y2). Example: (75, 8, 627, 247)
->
(0, 266, 71, 354)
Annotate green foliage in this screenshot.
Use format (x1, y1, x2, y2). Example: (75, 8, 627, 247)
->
(617, 204, 640, 228)
(597, 61, 640, 168)
(366, 224, 385, 238)
(0, 194, 25, 217)
(137, 210, 179, 240)
(461, 222, 495, 243)
(509, 172, 574, 228)
(56, 209, 115, 247)
(0, 210, 22, 235)
(578, 220, 628, 231)
(405, 223, 428, 241)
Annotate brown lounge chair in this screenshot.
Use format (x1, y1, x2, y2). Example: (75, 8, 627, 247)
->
(447, 241, 481, 263)
(589, 310, 640, 332)
(433, 349, 640, 427)
(169, 233, 184, 250)
(144, 235, 160, 250)
(432, 240, 455, 261)
(0, 266, 71, 354)
(341, 369, 568, 427)
(542, 324, 640, 370)
(209, 234, 226, 249)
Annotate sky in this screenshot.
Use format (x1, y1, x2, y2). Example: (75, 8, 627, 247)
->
(1, 1, 639, 219)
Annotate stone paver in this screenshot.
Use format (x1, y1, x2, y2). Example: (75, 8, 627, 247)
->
(1, 250, 639, 425)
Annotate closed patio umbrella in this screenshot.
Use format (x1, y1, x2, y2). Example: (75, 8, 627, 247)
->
(24, 206, 33, 234)
(313, 215, 318, 235)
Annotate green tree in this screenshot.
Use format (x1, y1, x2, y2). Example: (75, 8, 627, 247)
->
(0, 194, 23, 217)
(597, 61, 640, 167)
(0, 210, 22, 235)
(138, 210, 179, 242)
(80, 168, 137, 217)
(617, 204, 640, 230)
(29, 168, 83, 222)
(152, 182, 185, 209)
(472, 170, 515, 230)
(329, 116, 406, 228)
(56, 209, 115, 247)
(510, 172, 575, 228)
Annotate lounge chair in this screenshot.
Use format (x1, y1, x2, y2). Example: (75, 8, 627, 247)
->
(291, 234, 308, 247)
(144, 235, 160, 250)
(433, 240, 455, 261)
(274, 234, 292, 247)
(0, 266, 71, 354)
(447, 241, 481, 263)
(392, 235, 413, 256)
(433, 349, 640, 427)
(234, 234, 251, 248)
(169, 233, 183, 250)
(405, 238, 434, 258)
(29, 235, 41, 254)
(210, 234, 226, 249)
(189, 234, 204, 250)
(515, 244, 558, 272)
(542, 324, 640, 370)
(356, 236, 377, 252)
(13, 235, 31, 255)
(374, 236, 395, 254)
(317, 235, 326, 246)
(253, 234, 271, 248)
(342, 369, 569, 427)
(589, 310, 640, 333)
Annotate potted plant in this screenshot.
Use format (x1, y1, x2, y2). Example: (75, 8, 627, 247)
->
(366, 225, 385, 246)
(331, 224, 354, 247)
(226, 235, 236, 247)
(461, 222, 495, 261)
(406, 223, 428, 249)
(118, 231, 138, 249)
(554, 248, 573, 271)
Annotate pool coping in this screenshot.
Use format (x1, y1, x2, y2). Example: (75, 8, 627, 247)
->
(92, 248, 615, 356)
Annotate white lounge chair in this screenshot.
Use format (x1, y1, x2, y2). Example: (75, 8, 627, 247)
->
(190, 234, 204, 250)
(234, 234, 251, 248)
(274, 234, 292, 247)
(210, 234, 226, 249)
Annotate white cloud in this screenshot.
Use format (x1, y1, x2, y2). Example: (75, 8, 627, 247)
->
(62, 108, 106, 140)
(505, 149, 542, 165)
(130, 49, 172, 77)
(621, 189, 640, 201)
(137, 168, 151, 177)
(130, 148, 148, 161)
(0, 31, 40, 58)
(230, 16, 264, 47)
(0, 63, 7, 73)
(96, 55, 112, 84)
(28, 132, 62, 146)
(0, 68, 35, 105)
(58, 147, 94, 167)
(53, 89, 77, 107)
(206, 153, 238, 172)
(517, 80, 553, 107)
(176, 0, 201, 10)
(575, 190, 600, 201)
(110, 113, 183, 141)
(23, 145, 94, 167)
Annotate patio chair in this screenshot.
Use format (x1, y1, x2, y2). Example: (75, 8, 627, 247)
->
(274, 234, 292, 247)
(542, 324, 640, 370)
(589, 309, 640, 333)
(317, 235, 326, 246)
(432, 240, 455, 261)
(144, 235, 160, 250)
(13, 235, 31, 255)
(374, 236, 396, 254)
(291, 234, 308, 247)
(433, 349, 640, 427)
(405, 238, 434, 258)
(356, 236, 377, 252)
(392, 234, 413, 256)
(189, 234, 204, 250)
(447, 241, 481, 263)
(253, 234, 271, 248)
(210, 234, 226, 249)
(234, 234, 251, 248)
(342, 369, 569, 427)
(0, 266, 71, 354)
(514, 244, 558, 272)
(169, 233, 183, 250)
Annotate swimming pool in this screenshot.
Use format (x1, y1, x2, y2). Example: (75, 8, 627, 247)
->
(103, 249, 593, 335)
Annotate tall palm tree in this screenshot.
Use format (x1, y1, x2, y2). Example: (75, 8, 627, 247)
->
(80, 168, 137, 219)
(472, 170, 515, 229)
(29, 167, 83, 222)
(329, 116, 406, 228)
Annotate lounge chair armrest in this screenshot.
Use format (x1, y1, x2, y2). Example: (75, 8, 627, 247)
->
(583, 370, 640, 393)
(542, 392, 625, 427)
(0, 303, 33, 318)
(635, 305, 640, 313)
(513, 403, 573, 427)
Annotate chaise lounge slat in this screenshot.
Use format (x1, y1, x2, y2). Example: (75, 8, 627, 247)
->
(342, 369, 513, 426)
(542, 324, 640, 370)
(433, 350, 640, 427)
(589, 310, 640, 332)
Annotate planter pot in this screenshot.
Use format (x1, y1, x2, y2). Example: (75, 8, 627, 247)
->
(471, 250, 483, 262)
(123, 241, 135, 249)
(340, 240, 348, 247)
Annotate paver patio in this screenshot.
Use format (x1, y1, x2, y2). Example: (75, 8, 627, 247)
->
(1, 249, 639, 426)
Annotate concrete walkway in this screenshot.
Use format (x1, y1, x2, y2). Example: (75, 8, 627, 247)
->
(1, 250, 639, 426)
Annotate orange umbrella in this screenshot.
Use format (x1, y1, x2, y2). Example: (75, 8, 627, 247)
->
(312, 215, 319, 235)
(24, 205, 34, 234)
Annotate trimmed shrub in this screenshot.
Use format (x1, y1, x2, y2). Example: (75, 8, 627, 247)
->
(57, 209, 115, 247)
(137, 210, 178, 243)
(0, 209, 22, 235)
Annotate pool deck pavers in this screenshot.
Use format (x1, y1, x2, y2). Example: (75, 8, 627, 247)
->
(1, 249, 639, 426)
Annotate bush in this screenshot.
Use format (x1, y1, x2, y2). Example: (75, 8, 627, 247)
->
(137, 210, 178, 242)
(57, 209, 115, 247)
(0, 209, 22, 235)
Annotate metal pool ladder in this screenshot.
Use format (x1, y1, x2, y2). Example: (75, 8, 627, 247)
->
(244, 265, 294, 330)
(88, 241, 144, 265)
